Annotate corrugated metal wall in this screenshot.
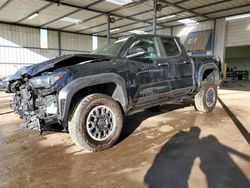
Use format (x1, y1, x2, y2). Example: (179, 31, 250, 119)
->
(97, 37, 108, 49)
(156, 28, 171, 36)
(226, 17, 250, 47)
(0, 23, 108, 76)
(61, 32, 92, 55)
(0, 24, 54, 76)
(48, 30, 59, 49)
(97, 37, 116, 49)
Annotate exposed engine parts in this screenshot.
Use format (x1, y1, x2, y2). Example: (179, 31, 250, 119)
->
(11, 80, 59, 134)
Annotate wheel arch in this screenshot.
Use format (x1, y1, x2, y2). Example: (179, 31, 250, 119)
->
(58, 73, 128, 123)
(197, 63, 221, 89)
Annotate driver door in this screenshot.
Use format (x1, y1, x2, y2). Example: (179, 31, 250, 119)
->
(126, 36, 171, 107)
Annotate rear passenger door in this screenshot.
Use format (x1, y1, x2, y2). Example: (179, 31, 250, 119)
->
(160, 37, 193, 93)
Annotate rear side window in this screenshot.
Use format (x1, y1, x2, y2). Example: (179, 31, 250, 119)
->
(161, 38, 180, 57)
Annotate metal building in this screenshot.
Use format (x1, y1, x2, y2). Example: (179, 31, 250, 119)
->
(0, 0, 250, 77)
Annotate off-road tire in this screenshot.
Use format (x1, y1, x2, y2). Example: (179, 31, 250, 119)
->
(194, 82, 217, 113)
(68, 94, 123, 151)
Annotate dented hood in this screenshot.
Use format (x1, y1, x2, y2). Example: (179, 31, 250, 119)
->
(11, 54, 110, 81)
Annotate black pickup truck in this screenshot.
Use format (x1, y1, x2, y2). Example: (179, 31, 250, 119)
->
(10, 34, 221, 151)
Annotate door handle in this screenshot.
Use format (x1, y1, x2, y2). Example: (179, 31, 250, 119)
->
(183, 61, 191, 64)
(158, 63, 169, 66)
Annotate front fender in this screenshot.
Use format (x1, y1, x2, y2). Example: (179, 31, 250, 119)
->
(58, 73, 128, 122)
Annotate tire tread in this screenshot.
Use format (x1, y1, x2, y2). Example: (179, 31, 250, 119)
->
(68, 94, 123, 151)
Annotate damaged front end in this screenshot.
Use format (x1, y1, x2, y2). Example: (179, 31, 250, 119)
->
(11, 69, 72, 133)
(9, 54, 110, 133)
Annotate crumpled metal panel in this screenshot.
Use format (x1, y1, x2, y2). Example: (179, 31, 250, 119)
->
(9, 54, 110, 80)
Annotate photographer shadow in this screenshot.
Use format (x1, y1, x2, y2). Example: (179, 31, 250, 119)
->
(144, 127, 250, 188)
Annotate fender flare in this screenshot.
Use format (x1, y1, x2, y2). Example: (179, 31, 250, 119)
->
(58, 73, 128, 122)
(197, 63, 220, 88)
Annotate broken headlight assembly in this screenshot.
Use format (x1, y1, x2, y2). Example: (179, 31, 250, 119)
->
(29, 70, 70, 89)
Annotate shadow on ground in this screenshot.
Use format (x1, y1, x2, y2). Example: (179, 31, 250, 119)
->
(218, 98, 250, 145)
(144, 98, 250, 188)
(40, 102, 192, 142)
(119, 102, 192, 143)
(144, 126, 250, 188)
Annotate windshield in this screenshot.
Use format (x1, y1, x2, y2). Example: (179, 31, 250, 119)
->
(91, 38, 128, 56)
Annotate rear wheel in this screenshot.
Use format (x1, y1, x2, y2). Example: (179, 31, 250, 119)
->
(68, 94, 123, 151)
(194, 82, 217, 113)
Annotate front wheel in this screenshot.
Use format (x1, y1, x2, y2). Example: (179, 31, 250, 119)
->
(194, 82, 218, 113)
(68, 94, 123, 151)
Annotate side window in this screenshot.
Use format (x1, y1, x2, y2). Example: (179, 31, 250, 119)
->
(161, 38, 180, 57)
(127, 37, 160, 59)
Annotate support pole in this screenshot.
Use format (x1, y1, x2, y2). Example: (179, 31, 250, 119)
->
(170, 26, 173, 36)
(58, 31, 62, 57)
(214, 18, 227, 66)
(211, 19, 216, 55)
(153, 0, 157, 35)
(107, 14, 111, 44)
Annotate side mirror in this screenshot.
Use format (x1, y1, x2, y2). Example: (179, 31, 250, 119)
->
(126, 47, 146, 59)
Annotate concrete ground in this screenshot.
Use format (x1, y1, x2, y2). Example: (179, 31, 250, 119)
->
(0, 81, 249, 188)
